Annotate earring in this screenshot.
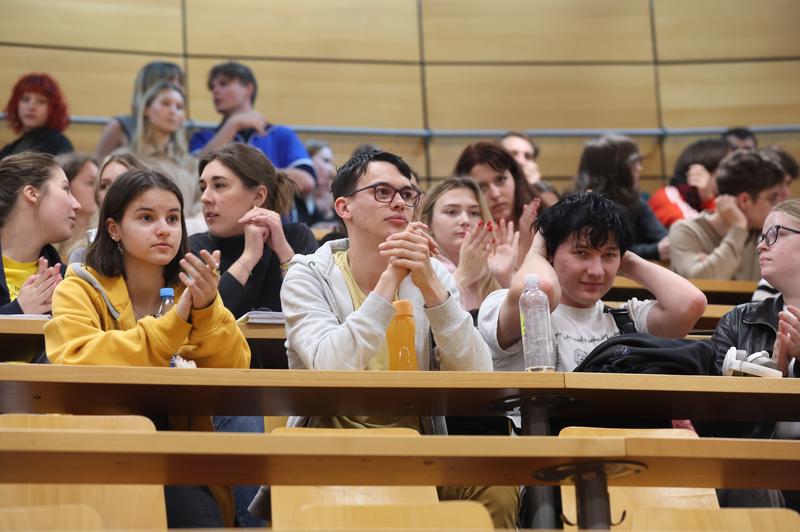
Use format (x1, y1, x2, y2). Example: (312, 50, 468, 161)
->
(112, 237, 123, 254)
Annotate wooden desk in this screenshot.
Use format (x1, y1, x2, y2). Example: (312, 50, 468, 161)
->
(561, 373, 800, 422)
(0, 430, 624, 487)
(2, 365, 799, 422)
(608, 277, 757, 305)
(238, 322, 286, 340)
(0, 365, 564, 418)
(1, 429, 798, 530)
(7, 429, 797, 490)
(0, 316, 48, 363)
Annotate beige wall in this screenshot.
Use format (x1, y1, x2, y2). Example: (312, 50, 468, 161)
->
(1, 0, 799, 194)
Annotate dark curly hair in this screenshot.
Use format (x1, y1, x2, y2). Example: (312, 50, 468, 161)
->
(4, 73, 70, 134)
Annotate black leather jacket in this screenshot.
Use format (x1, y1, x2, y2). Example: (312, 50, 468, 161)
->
(710, 295, 799, 378)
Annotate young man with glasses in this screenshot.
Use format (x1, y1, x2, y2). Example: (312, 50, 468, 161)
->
(266, 150, 518, 528)
(669, 150, 786, 280)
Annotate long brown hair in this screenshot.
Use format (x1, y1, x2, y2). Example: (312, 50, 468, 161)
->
(453, 141, 535, 223)
(198, 143, 298, 215)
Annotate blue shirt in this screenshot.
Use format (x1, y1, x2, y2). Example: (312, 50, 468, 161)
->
(190, 123, 315, 179)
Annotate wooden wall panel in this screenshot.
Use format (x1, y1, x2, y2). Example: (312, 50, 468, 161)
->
(187, 59, 423, 128)
(0, 46, 175, 118)
(423, 0, 652, 62)
(659, 61, 800, 128)
(654, 0, 800, 61)
(185, 0, 419, 61)
(0, 0, 182, 54)
(425, 65, 658, 130)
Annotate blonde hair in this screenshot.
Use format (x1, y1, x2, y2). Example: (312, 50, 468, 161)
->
(419, 177, 499, 303)
(419, 177, 492, 228)
(773, 199, 800, 222)
(130, 81, 189, 163)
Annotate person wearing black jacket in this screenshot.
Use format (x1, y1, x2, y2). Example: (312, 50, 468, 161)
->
(0, 152, 77, 315)
(190, 143, 318, 316)
(1, 73, 73, 160)
(189, 142, 317, 528)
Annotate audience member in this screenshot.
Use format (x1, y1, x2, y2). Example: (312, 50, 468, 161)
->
(253, 150, 517, 528)
(454, 141, 540, 266)
(500, 131, 541, 183)
(96, 149, 148, 207)
(45, 169, 249, 528)
(130, 80, 203, 234)
(191, 143, 317, 316)
(763, 146, 798, 203)
(574, 134, 669, 261)
(530, 180, 561, 208)
(1, 73, 72, 159)
(53, 153, 99, 263)
(478, 192, 706, 372)
(419, 177, 515, 311)
(0, 152, 78, 314)
(351, 143, 381, 157)
(296, 140, 337, 226)
(649, 138, 731, 228)
(669, 150, 784, 280)
(189, 61, 315, 199)
(722, 126, 758, 150)
(95, 61, 184, 160)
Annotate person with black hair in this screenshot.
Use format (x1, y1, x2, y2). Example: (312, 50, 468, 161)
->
(670, 150, 785, 280)
(478, 192, 706, 372)
(574, 134, 670, 261)
(649, 138, 731, 228)
(722, 126, 758, 150)
(189, 61, 315, 199)
(252, 150, 518, 528)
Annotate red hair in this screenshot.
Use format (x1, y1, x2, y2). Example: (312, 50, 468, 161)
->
(4, 73, 70, 134)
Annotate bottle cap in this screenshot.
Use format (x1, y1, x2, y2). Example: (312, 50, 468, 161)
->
(160, 287, 175, 298)
(524, 273, 539, 287)
(392, 299, 413, 316)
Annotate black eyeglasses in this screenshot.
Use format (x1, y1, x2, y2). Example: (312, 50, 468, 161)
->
(343, 182, 422, 208)
(756, 224, 800, 252)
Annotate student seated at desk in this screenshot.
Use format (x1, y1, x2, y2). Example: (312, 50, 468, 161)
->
(669, 150, 785, 281)
(700, 199, 800, 510)
(190, 143, 317, 316)
(478, 192, 706, 373)
(44, 169, 250, 528)
(1, 152, 78, 315)
(249, 150, 518, 529)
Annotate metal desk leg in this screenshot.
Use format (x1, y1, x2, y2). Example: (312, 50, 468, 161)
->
(520, 399, 557, 530)
(574, 466, 612, 530)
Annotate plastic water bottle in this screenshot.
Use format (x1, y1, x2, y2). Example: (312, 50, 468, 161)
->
(155, 287, 175, 317)
(519, 274, 556, 372)
(386, 300, 417, 370)
(154, 288, 195, 368)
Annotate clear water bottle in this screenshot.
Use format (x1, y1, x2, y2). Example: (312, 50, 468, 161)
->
(519, 273, 556, 372)
(155, 287, 174, 317)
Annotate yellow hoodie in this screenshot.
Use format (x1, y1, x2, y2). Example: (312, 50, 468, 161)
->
(46, 264, 250, 368)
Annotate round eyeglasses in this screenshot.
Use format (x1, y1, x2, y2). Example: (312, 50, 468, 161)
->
(343, 182, 422, 208)
(756, 224, 800, 253)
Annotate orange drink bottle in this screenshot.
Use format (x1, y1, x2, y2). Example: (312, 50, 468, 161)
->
(386, 300, 417, 370)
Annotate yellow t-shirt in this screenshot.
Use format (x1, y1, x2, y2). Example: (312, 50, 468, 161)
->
(319, 251, 421, 432)
(2, 256, 38, 301)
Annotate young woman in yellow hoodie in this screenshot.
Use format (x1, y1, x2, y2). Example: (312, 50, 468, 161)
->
(45, 168, 250, 527)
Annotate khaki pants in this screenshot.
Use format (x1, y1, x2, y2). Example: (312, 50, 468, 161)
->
(438, 485, 520, 529)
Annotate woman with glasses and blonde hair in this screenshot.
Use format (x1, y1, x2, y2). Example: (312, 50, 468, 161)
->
(711, 198, 800, 379)
(419, 177, 517, 311)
